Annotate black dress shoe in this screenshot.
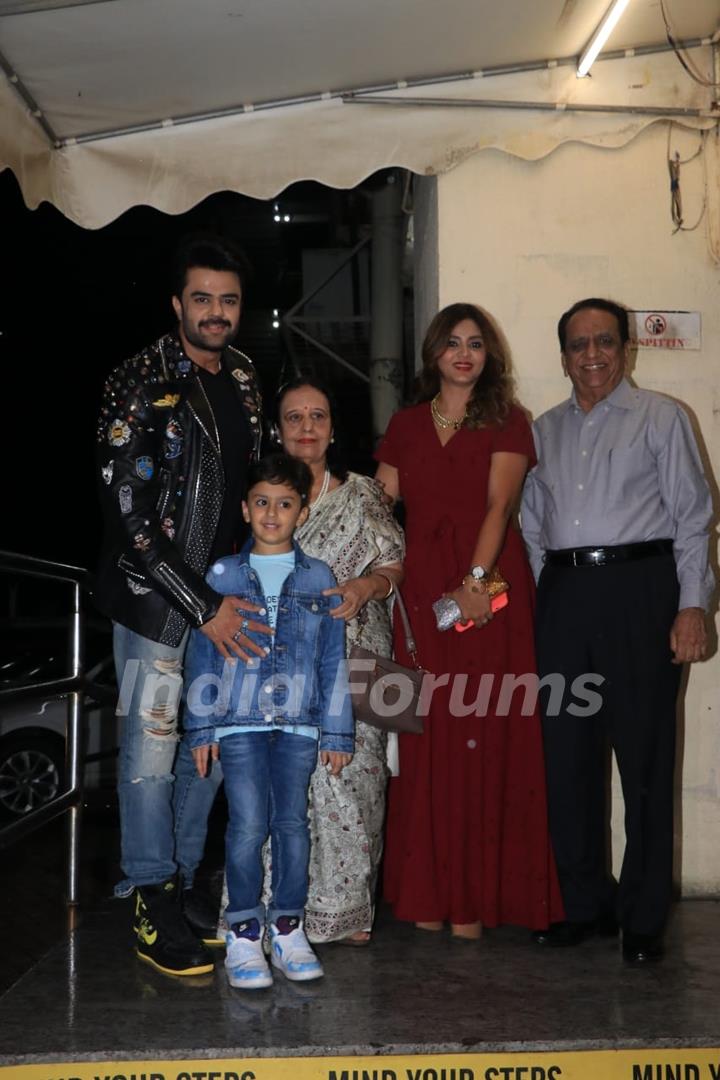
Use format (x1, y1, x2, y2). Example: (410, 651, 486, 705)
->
(622, 931, 663, 963)
(533, 914, 619, 947)
(180, 885, 224, 946)
(533, 920, 593, 946)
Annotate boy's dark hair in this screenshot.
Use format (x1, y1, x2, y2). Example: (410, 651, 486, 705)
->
(246, 453, 312, 505)
(171, 232, 251, 298)
(557, 297, 630, 350)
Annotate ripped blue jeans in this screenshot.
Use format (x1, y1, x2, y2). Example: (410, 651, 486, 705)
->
(113, 623, 189, 886)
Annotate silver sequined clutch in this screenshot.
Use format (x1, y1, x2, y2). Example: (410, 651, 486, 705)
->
(432, 596, 464, 631)
(432, 567, 510, 631)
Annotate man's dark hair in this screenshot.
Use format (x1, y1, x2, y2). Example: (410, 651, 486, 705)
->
(171, 232, 251, 298)
(246, 453, 312, 505)
(557, 297, 630, 350)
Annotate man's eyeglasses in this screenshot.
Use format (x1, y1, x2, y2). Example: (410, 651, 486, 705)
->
(565, 334, 622, 356)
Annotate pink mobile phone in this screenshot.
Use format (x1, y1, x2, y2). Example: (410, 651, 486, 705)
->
(454, 590, 509, 632)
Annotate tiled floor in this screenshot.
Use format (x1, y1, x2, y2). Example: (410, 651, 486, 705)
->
(2, 808, 719, 1065)
(2, 897, 720, 1063)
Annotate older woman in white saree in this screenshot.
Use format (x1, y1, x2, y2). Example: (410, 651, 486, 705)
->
(265, 375, 405, 945)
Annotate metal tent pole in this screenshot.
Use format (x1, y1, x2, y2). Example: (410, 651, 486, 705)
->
(369, 173, 404, 444)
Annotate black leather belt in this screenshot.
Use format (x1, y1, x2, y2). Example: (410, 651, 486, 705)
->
(545, 539, 674, 567)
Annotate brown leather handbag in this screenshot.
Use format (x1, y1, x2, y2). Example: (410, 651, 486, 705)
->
(348, 587, 425, 735)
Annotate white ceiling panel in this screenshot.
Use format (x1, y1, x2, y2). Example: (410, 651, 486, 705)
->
(0, 0, 717, 224)
(0, 0, 716, 138)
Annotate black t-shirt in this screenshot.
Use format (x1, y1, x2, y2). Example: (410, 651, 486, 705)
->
(197, 364, 252, 563)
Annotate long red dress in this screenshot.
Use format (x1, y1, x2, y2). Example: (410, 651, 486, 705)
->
(376, 402, 563, 929)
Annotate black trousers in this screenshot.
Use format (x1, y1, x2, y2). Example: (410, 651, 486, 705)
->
(536, 553, 681, 936)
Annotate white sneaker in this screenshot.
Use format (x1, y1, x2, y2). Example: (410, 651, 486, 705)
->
(225, 925, 273, 990)
(269, 920, 324, 982)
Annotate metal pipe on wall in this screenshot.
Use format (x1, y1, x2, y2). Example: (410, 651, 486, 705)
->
(343, 96, 715, 119)
(370, 173, 404, 444)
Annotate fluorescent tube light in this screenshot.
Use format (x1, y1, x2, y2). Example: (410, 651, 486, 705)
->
(577, 0, 631, 77)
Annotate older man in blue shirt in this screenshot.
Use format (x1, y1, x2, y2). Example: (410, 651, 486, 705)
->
(522, 297, 714, 964)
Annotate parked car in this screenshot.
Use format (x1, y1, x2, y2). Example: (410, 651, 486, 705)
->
(0, 642, 118, 821)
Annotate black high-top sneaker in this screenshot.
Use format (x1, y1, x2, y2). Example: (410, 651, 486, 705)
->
(180, 884, 224, 946)
(133, 879, 214, 976)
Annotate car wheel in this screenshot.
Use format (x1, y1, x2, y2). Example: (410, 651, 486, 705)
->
(0, 733, 65, 819)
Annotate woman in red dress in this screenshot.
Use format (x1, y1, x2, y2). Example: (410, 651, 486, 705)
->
(375, 303, 562, 939)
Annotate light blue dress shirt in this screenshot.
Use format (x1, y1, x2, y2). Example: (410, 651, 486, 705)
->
(521, 379, 715, 611)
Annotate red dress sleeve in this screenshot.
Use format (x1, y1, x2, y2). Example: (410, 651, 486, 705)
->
(490, 404, 536, 468)
(374, 408, 407, 469)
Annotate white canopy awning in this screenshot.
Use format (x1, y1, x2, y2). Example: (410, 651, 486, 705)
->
(1, 0, 718, 227)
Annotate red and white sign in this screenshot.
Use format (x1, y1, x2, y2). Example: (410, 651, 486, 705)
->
(629, 310, 701, 350)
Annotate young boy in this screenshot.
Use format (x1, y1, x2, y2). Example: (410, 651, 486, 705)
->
(183, 453, 354, 990)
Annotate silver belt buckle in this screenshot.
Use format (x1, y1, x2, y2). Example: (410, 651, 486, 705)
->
(588, 548, 603, 565)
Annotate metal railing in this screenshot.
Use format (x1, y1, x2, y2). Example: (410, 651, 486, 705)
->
(0, 550, 105, 908)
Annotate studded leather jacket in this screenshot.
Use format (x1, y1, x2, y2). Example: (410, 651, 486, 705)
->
(95, 333, 262, 646)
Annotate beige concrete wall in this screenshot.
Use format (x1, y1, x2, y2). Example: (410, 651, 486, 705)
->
(431, 123, 720, 894)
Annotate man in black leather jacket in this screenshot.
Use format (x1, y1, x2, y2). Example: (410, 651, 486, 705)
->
(96, 234, 270, 977)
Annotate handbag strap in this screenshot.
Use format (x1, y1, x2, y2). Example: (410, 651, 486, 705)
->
(375, 572, 420, 670)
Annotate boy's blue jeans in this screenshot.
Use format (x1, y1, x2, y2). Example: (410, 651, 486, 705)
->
(221, 729, 318, 928)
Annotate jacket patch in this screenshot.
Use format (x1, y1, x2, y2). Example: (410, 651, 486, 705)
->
(135, 455, 154, 480)
(108, 419, 131, 447)
(126, 577, 151, 596)
(164, 418, 183, 460)
(96, 334, 262, 647)
(118, 485, 133, 515)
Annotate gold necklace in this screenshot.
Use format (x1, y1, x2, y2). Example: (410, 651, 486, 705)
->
(431, 393, 467, 430)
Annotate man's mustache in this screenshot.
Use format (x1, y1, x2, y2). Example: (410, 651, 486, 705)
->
(200, 319, 231, 329)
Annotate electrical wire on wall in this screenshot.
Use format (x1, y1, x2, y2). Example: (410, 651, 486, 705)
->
(660, 0, 720, 260)
(703, 128, 720, 265)
(666, 123, 704, 233)
(660, 0, 720, 88)
(666, 122, 720, 264)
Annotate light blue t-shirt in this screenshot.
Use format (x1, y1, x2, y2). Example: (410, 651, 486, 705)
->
(217, 549, 319, 743)
(249, 550, 295, 629)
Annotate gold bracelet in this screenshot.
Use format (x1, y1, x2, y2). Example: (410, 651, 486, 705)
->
(375, 572, 395, 600)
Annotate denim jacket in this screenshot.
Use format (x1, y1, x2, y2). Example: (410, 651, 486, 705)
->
(183, 541, 354, 753)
